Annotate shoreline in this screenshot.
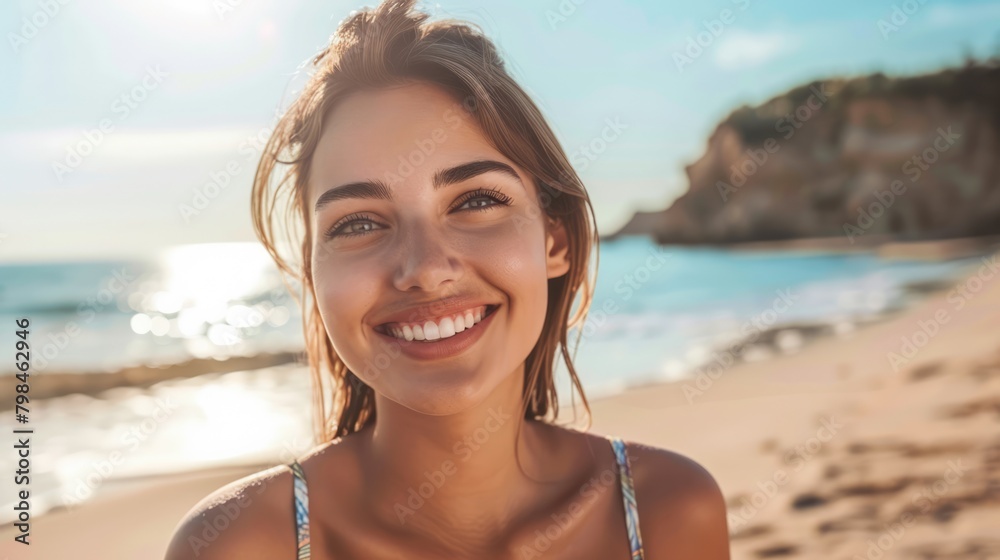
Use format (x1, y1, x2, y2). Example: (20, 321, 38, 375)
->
(8, 235, 997, 409)
(3, 248, 998, 558)
(718, 234, 1000, 259)
(585, 247, 1000, 558)
(0, 247, 1000, 560)
(0, 351, 303, 410)
(598, 232, 1000, 260)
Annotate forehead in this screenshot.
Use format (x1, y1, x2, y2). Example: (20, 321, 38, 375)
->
(308, 82, 512, 196)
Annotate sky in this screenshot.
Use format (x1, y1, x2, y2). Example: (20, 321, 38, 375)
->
(1, 0, 998, 262)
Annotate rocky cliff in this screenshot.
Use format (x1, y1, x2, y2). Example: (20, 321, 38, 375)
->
(610, 60, 1000, 245)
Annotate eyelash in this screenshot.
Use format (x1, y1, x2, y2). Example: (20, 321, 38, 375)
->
(323, 187, 514, 240)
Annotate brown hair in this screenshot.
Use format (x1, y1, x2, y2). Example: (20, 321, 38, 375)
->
(250, 0, 599, 443)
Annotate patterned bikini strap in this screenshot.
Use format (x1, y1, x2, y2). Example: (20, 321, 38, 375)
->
(289, 460, 312, 560)
(609, 436, 646, 560)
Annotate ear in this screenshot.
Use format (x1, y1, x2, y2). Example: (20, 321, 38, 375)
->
(545, 216, 571, 280)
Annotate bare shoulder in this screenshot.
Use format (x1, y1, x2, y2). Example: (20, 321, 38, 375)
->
(625, 441, 731, 560)
(163, 463, 297, 560)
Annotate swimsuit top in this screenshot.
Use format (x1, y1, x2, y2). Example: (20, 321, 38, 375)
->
(288, 435, 645, 559)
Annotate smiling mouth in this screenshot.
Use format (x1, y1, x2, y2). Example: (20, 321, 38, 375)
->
(374, 304, 499, 342)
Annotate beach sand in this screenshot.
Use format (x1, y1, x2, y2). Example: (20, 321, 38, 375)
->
(3, 250, 998, 560)
(587, 249, 1000, 559)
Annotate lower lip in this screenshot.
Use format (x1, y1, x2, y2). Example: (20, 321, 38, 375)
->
(373, 306, 499, 361)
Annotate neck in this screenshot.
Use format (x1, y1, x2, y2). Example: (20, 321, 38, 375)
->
(361, 366, 549, 549)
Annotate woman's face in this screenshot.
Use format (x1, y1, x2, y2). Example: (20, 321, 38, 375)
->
(307, 82, 570, 416)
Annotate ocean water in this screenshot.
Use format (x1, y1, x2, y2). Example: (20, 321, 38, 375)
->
(0, 242, 304, 375)
(0, 237, 989, 520)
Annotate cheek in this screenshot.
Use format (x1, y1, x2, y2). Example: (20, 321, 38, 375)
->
(469, 216, 550, 319)
(312, 254, 379, 348)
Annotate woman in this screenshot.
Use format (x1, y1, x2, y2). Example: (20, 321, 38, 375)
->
(165, 1, 730, 558)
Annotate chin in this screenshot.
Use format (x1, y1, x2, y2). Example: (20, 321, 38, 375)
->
(374, 364, 504, 417)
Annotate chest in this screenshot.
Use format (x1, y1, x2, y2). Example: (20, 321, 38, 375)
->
(309, 478, 636, 560)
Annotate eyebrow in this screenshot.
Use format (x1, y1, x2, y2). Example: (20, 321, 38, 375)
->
(314, 160, 523, 213)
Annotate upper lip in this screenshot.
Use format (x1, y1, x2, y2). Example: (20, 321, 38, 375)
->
(371, 296, 500, 327)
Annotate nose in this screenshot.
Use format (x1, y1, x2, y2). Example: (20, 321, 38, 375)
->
(391, 219, 464, 293)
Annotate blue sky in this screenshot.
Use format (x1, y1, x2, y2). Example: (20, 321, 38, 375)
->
(1, 0, 998, 261)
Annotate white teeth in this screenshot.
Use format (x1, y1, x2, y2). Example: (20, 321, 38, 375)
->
(423, 321, 440, 341)
(439, 317, 455, 338)
(380, 305, 493, 342)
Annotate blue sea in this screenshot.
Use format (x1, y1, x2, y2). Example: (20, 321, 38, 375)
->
(0, 237, 990, 520)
